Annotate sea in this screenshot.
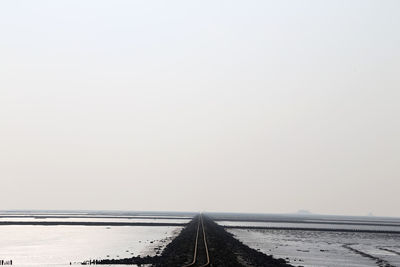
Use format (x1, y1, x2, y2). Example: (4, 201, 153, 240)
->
(1, 211, 400, 267)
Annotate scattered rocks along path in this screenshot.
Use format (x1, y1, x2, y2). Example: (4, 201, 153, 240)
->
(90, 215, 293, 266)
(155, 215, 293, 267)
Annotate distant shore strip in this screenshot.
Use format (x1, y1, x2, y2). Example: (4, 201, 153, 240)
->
(1, 221, 400, 234)
(225, 225, 400, 234)
(0, 221, 185, 227)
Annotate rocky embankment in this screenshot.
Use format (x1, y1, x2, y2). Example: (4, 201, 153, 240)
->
(89, 215, 293, 266)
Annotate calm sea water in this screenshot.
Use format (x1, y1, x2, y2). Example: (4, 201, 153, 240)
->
(0, 225, 181, 266)
(0, 217, 190, 224)
(2, 212, 400, 266)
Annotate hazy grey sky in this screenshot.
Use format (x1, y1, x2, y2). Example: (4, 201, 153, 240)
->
(1, 1, 399, 216)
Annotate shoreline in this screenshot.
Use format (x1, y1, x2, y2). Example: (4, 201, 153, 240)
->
(1, 221, 399, 234)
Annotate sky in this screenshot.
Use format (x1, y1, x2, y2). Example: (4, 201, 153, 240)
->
(0, 1, 399, 217)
